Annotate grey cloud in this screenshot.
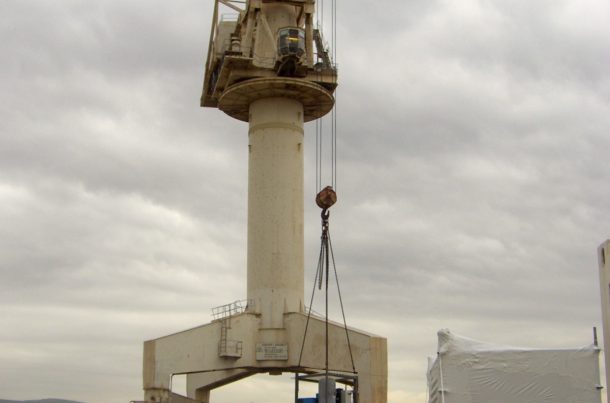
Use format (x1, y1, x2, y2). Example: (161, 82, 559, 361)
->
(2, 0, 610, 402)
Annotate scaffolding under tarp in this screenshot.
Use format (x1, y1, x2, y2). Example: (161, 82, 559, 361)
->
(427, 329, 602, 403)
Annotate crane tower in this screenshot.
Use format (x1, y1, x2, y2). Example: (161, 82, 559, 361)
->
(141, 1, 387, 402)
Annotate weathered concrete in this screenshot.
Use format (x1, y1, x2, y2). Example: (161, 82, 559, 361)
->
(247, 98, 305, 329)
(143, 312, 387, 402)
(141, 1, 388, 401)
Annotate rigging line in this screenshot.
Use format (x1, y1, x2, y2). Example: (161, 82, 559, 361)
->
(335, 94, 339, 192)
(332, 92, 337, 190)
(315, 119, 320, 192)
(316, 118, 323, 192)
(324, 213, 330, 378)
(317, 232, 325, 290)
(330, 0, 337, 190)
(319, 117, 324, 191)
(298, 240, 324, 367)
(335, 0, 338, 62)
(328, 230, 356, 373)
(332, 0, 336, 62)
(331, 108, 335, 189)
(333, 0, 339, 191)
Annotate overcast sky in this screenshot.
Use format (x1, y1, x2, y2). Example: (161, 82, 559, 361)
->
(1, 0, 610, 402)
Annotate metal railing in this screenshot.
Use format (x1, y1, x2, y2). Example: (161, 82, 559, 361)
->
(211, 299, 248, 320)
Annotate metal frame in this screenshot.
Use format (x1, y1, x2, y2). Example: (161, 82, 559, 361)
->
(294, 371, 359, 403)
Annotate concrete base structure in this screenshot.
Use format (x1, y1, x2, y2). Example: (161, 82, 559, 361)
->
(142, 92, 388, 402)
(143, 312, 387, 403)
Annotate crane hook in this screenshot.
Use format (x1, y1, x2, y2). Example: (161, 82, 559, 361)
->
(316, 186, 337, 210)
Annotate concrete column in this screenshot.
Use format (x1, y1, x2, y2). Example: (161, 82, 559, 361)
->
(195, 388, 210, 403)
(598, 240, 610, 400)
(247, 97, 305, 328)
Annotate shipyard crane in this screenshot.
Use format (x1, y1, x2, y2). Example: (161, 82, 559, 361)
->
(138, 1, 388, 402)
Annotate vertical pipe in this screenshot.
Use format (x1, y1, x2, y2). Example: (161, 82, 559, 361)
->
(598, 241, 610, 402)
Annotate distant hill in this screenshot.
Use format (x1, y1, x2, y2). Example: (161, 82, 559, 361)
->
(0, 399, 85, 403)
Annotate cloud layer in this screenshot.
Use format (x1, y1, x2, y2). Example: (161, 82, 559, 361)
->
(1, 0, 609, 402)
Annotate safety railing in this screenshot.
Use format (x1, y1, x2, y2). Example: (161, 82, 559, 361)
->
(212, 299, 248, 320)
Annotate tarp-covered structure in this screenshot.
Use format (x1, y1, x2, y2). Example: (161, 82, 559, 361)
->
(427, 329, 602, 403)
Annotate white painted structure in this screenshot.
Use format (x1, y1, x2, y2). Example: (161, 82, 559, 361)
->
(598, 239, 610, 403)
(247, 97, 306, 329)
(140, 1, 388, 402)
(427, 329, 602, 403)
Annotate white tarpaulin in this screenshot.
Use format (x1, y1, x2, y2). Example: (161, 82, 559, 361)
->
(427, 329, 602, 403)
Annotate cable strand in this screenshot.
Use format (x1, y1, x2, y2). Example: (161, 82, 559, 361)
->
(298, 238, 324, 367)
(328, 230, 356, 373)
